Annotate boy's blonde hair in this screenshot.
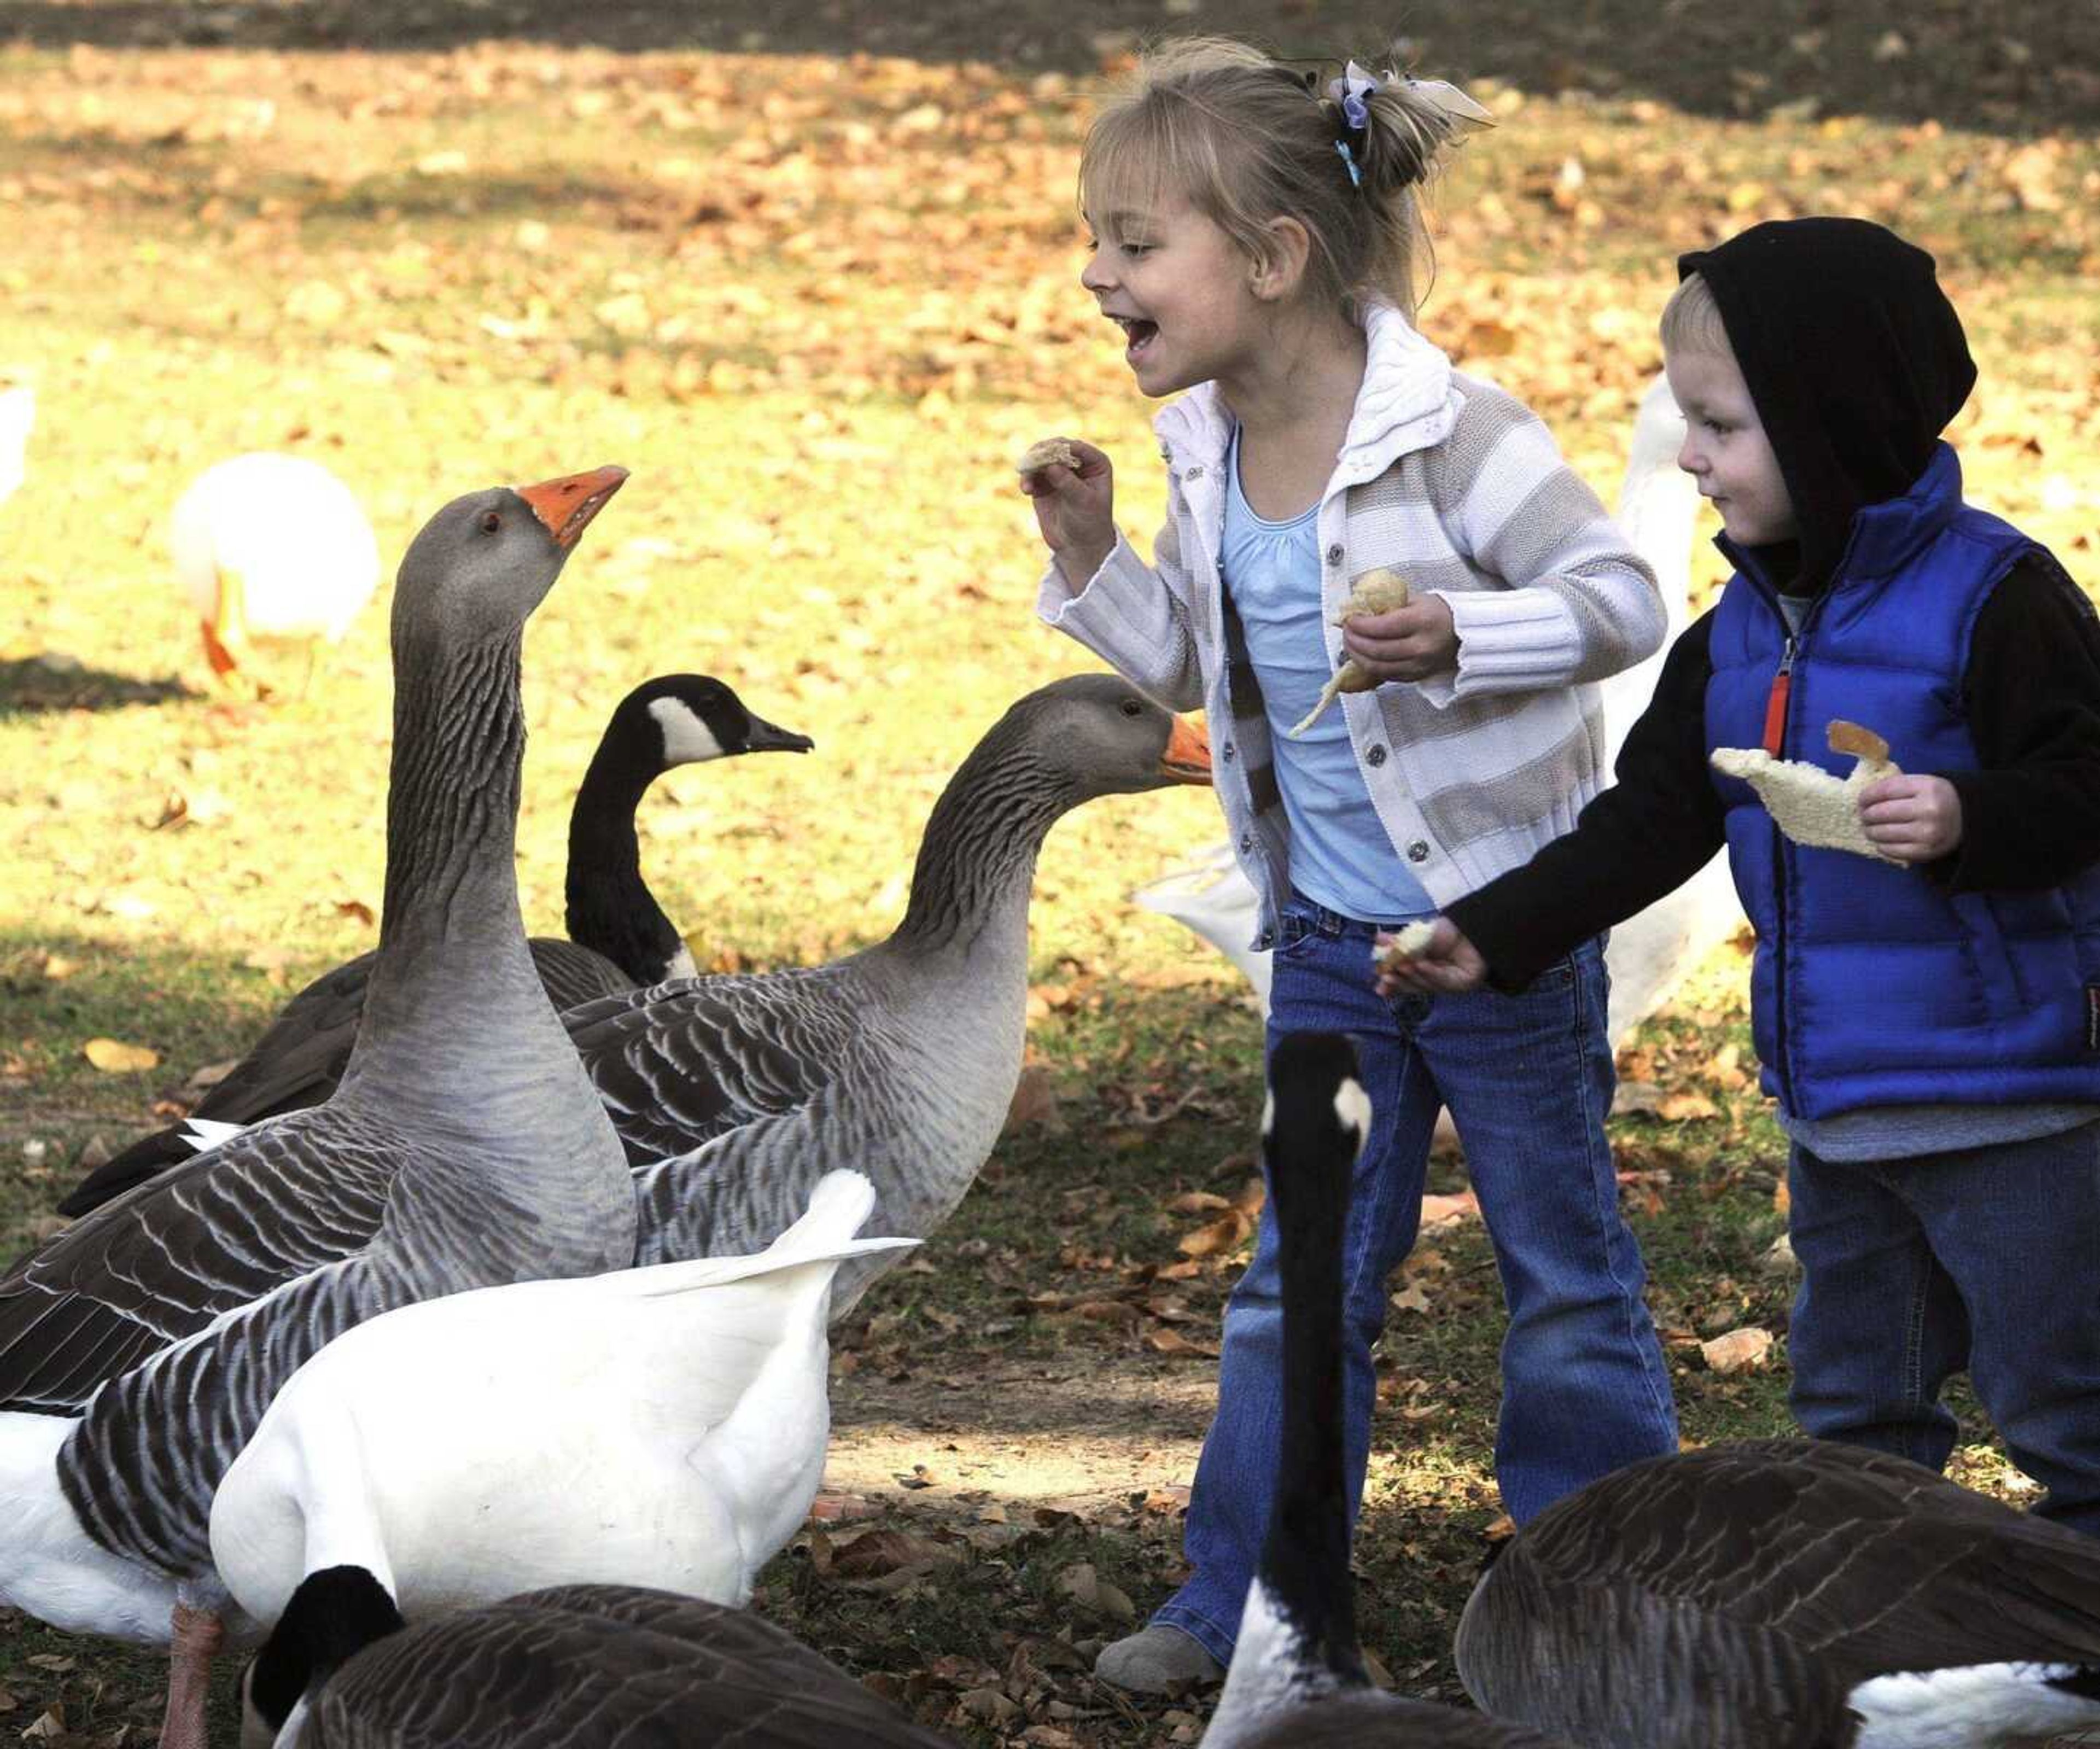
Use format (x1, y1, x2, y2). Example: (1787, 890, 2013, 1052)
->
(1080, 36, 1472, 324)
(1660, 271, 1732, 358)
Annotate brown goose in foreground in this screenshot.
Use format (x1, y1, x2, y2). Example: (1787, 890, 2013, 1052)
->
(0, 467, 640, 1749)
(1454, 1437, 2100, 1747)
(57, 672, 812, 1217)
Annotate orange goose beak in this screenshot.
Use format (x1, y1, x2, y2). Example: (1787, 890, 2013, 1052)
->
(516, 465, 628, 549)
(1160, 714, 1213, 784)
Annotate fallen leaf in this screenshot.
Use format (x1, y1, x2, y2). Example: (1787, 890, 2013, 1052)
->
(1658, 1090, 1720, 1122)
(1146, 1327, 1218, 1357)
(1700, 1326, 1775, 1374)
(83, 1037, 158, 1073)
(1176, 1212, 1250, 1257)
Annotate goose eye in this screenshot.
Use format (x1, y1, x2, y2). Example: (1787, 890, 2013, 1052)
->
(480, 510, 502, 534)
(1121, 698, 1143, 718)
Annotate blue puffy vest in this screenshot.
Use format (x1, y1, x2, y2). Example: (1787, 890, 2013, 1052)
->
(1705, 444, 2100, 1120)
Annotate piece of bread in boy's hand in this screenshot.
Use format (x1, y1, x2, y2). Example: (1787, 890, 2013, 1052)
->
(1290, 568, 1413, 738)
(1708, 718, 1903, 864)
(1371, 920, 1439, 975)
(1016, 437, 1083, 479)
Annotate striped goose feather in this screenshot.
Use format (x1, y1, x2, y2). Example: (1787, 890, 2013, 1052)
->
(56, 674, 811, 1219)
(565, 673, 1211, 1313)
(0, 471, 639, 1665)
(1455, 1437, 2100, 1746)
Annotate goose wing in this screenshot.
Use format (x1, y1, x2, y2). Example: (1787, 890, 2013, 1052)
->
(564, 965, 865, 1164)
(0, 1111, 398, 1413)
(306, 1584, 953, 1748)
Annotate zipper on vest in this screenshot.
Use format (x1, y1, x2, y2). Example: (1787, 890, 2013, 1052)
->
(1761, 638, 1795, 756)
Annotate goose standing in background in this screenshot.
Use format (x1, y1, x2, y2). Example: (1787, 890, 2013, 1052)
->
(56, 672, 813, 1217)
(212, 1171, 912, 1677)
(238, 1578, 959, 1748)
(1133, 375, 1738, 1050)
(569, 673, 1211, 1313)
(1196, 1030, 1574, 1749)
(171, 451, 381, 698)
(1454, 1438, 2100, 1746)
(0, 467, 639, 1749)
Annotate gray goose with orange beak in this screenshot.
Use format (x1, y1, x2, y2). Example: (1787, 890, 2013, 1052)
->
(0, 468, 640, 1749)
(568, 673, 1212, 1314)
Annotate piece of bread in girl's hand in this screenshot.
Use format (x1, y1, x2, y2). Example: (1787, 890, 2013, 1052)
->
(1372, 920, 1439, 975)
(1016, 437, 1084, 479)
(1290, 568, 1413, 738)
(1708, 718, 1902, 864)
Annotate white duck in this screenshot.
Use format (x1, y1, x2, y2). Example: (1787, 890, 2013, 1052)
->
(211, 1171, 913, 1649)
(1134, 375, 1739, 1051)
(170, 452, 381, 697)
(1454, 1438, 2100, 1747)
(0, 466, 639, 1749)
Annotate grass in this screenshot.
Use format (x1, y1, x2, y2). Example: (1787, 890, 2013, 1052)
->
(1, 18, 2095, 1746)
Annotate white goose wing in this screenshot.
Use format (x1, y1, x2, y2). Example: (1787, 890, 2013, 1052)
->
(0, 1110, 401, 1413)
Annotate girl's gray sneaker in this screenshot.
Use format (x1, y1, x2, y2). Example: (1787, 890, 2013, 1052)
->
(1093, 1624, 1225, 1694)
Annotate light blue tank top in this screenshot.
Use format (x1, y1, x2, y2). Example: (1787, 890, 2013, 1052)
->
(1221, 428, 1433, 924)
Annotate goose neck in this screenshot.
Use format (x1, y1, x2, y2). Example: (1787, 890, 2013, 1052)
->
(563, 744, 681, 983)
(892, 739, 1064, 952)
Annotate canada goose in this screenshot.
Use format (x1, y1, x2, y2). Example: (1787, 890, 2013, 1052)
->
(55, 672, 813, 1218)
(0, 467, 639, 1749)
(170, 452, 382, 698)
(1197, 1030, 1575, 1749)
(1454, 1438, 2100, 1747)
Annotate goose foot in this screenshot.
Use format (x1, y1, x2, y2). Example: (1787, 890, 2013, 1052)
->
(160, 1600, 223, 1749)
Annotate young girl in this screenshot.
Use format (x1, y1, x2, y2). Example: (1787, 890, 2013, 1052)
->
(1020, 36, 1681, 1692)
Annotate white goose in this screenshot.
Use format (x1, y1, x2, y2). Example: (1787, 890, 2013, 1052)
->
(1134, 375, 1739, 1050)
(55, 672, 813, 1217)
(1453, 1438, 2100, 1746)
(0, 467, 639, 1749)
(171, 451, 381, 698)
(1195, 1030, 1574, 1749)
(209, 1170, 913, 1648)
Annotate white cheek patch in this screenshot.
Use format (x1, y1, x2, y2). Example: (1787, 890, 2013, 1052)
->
(1259, 1091, 1274, 1142)
(1333, 1077, 1370, 1159)
(649, 698, 725, 765)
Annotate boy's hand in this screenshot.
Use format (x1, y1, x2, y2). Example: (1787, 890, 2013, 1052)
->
(1341, 594, 1460, 683)
(1372, 918, 1487, 996)
(1858, 773, 1963, 862)
(1019, 438, 1117, 590)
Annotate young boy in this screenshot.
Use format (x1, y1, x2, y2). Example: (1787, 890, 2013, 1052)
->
(1384, 216, 2100, 1535)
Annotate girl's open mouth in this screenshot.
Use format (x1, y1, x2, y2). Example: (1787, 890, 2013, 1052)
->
(1113, 316, 1159, 363)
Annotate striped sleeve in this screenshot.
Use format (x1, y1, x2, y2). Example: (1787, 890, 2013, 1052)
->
(1035, 515, 1206, 712)
(1421, 376, 1665, 699)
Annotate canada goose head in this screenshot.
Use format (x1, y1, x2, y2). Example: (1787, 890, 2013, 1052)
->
(392, 465, 626, 654)
(240, 1564, 405, 1749)
(620, 673, 815, 768)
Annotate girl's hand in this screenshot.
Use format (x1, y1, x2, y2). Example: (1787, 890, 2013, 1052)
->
(1341, 594, 1459, 683)
(1859, 773, 1963, 862)
(1019, 439, 1117, 590)
(1372, 918, 1486, 996)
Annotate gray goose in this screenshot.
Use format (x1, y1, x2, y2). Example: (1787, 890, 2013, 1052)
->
(0, 468, 640, 1749)
(570, 672, 1211, 1311)
(238, 1574, 957, 1747)
(1197, 1031, 1574, 1749)
(1454, 1438, 2100, 1746)
(56, 672, 812, 1217)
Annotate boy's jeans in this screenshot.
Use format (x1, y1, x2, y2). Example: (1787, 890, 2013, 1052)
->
(1152, 893, 1681, 1666)
(1788, 1123, 2100, 1536)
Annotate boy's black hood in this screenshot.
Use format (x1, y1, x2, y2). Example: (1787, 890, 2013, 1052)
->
(1679, 217, 1975, 589)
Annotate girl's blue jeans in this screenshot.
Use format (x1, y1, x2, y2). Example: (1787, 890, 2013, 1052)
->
(1152, 891, 1680, 1666)
(1787, 1123, 2100, 1536)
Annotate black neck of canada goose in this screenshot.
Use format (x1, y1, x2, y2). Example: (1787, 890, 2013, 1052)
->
(246, 1565, 405, 1745)
(1261, 1029, 1368, 1687)
(565, 690, 689, 987)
